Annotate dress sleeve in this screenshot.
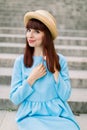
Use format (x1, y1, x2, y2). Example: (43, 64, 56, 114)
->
(55, 54, 71, 102)
(9, 56, 34, 105)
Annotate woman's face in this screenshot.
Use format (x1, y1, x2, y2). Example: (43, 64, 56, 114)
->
(26, 28, 44, 47)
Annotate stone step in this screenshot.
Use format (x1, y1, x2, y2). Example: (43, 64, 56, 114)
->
(0, 6, 26, 12)
(0, 34, 87, 45)
(58, 30, 87, 37)
(0, 53, 87, 70)
(0, 0, 86, 30)
(0, 43, 87, 56)
(66, 56, 87, 70)
(0, 27, 25, 35)
(0, 85, 87, 113)
(55, 45, 87, 57)
(0, 111, 86, 130)
(55, 37, 87, 46)
(0, 22, 23, 27)
(0, 67, 87, 88)
(0, 43, 24, 54)
(0, 34, 25, 43)
(0, 111, 18, 130)
(0, 12, 23, 16)
(0, 15, 22, 20)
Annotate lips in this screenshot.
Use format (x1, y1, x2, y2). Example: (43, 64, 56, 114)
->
(28, 39, 35, 43)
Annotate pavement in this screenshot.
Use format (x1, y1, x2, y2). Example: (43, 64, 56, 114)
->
(0, 110, 87, 130)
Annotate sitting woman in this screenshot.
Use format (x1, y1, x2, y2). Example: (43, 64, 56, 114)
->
(10, 10, 80, 130)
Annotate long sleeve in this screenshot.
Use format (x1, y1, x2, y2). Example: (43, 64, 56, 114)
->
(55, 54, 71, 102)
(9, 56, 34, 105)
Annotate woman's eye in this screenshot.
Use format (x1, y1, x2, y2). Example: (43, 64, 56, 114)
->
(26, 29, 40, 33)
(35, 30, 40, 33)
(27, 29, 31, 32)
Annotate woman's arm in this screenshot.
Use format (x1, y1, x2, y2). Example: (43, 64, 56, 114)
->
(10, 56, 47, 105)
(54, 54, 71, 102)
(9, 56, 34, 105)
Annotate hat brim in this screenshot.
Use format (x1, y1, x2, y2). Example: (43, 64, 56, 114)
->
(24, 11, 58, 40)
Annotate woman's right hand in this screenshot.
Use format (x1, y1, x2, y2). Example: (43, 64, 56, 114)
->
(27, 63, 47, 86)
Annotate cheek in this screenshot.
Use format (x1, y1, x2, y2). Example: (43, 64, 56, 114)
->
(38, 35, 44, 42)
(37, 37, 43, 45)
(26, 34, 28, 40)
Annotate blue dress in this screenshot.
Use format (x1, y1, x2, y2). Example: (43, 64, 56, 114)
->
(10, 54, 80, 130)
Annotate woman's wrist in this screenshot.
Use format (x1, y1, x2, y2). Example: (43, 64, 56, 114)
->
(27, 76, 36, 86)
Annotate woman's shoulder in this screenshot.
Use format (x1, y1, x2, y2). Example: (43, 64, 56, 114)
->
(57, 53, 67, 66)
(14, 54, 24, 64)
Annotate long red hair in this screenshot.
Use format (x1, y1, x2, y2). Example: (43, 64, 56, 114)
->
(24, 19, 61, 73)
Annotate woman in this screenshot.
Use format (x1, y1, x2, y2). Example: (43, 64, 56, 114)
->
(10, 10, 80, 130)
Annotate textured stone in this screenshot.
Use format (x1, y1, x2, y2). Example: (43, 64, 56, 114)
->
(0, 0, 87, 30)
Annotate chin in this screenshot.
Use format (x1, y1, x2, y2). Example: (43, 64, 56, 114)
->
(29, 43, 35, 47)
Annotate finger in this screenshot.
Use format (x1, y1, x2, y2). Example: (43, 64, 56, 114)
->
(38, 64, 45, 70)
(39, 71, 46, 78)
(40, 66, 46, 73)
(36, 64, 43, 71)
(41, 68, 47, 75)
(37, 63, 43, 68)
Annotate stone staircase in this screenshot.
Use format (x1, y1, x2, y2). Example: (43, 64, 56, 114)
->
(0, 27, 87, 113)
(0, 0, 87, 129)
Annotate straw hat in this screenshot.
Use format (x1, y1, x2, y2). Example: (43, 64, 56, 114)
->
(24, 10, 58, 40)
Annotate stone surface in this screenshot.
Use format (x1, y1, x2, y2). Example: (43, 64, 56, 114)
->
(0, 0, 87, 30)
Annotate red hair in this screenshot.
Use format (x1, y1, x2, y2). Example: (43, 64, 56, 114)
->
(24, 19, 61, 73)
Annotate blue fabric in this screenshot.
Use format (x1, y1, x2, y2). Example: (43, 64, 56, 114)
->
(10, 54, 80, 130)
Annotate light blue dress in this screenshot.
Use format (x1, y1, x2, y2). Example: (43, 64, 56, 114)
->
(10, 54, 80, 130)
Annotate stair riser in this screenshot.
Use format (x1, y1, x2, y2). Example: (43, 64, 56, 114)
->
(55, 39, 87, 46)
(0, 76, 11, 86)
(0, 76, 87, 88)
(69, 102, 87, 113)
(0, 22, 23, 27)
(0, 47, 24, 54)
(0, 99, 17, 111)
(0, 29, 25, 35)
(68, 62, 87, 70)
(56, 49, 87, 57)
(70, 79, 87, 88)
(0, 58, 87, 70)
(0, 37, 25, 43)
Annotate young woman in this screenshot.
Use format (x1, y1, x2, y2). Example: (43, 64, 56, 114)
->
(10, 10, 80, 130)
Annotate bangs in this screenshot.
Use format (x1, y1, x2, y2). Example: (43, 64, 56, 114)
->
(26, 18, 46, 31)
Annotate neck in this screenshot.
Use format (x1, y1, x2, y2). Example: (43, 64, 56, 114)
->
(34, 46, 43, 56)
